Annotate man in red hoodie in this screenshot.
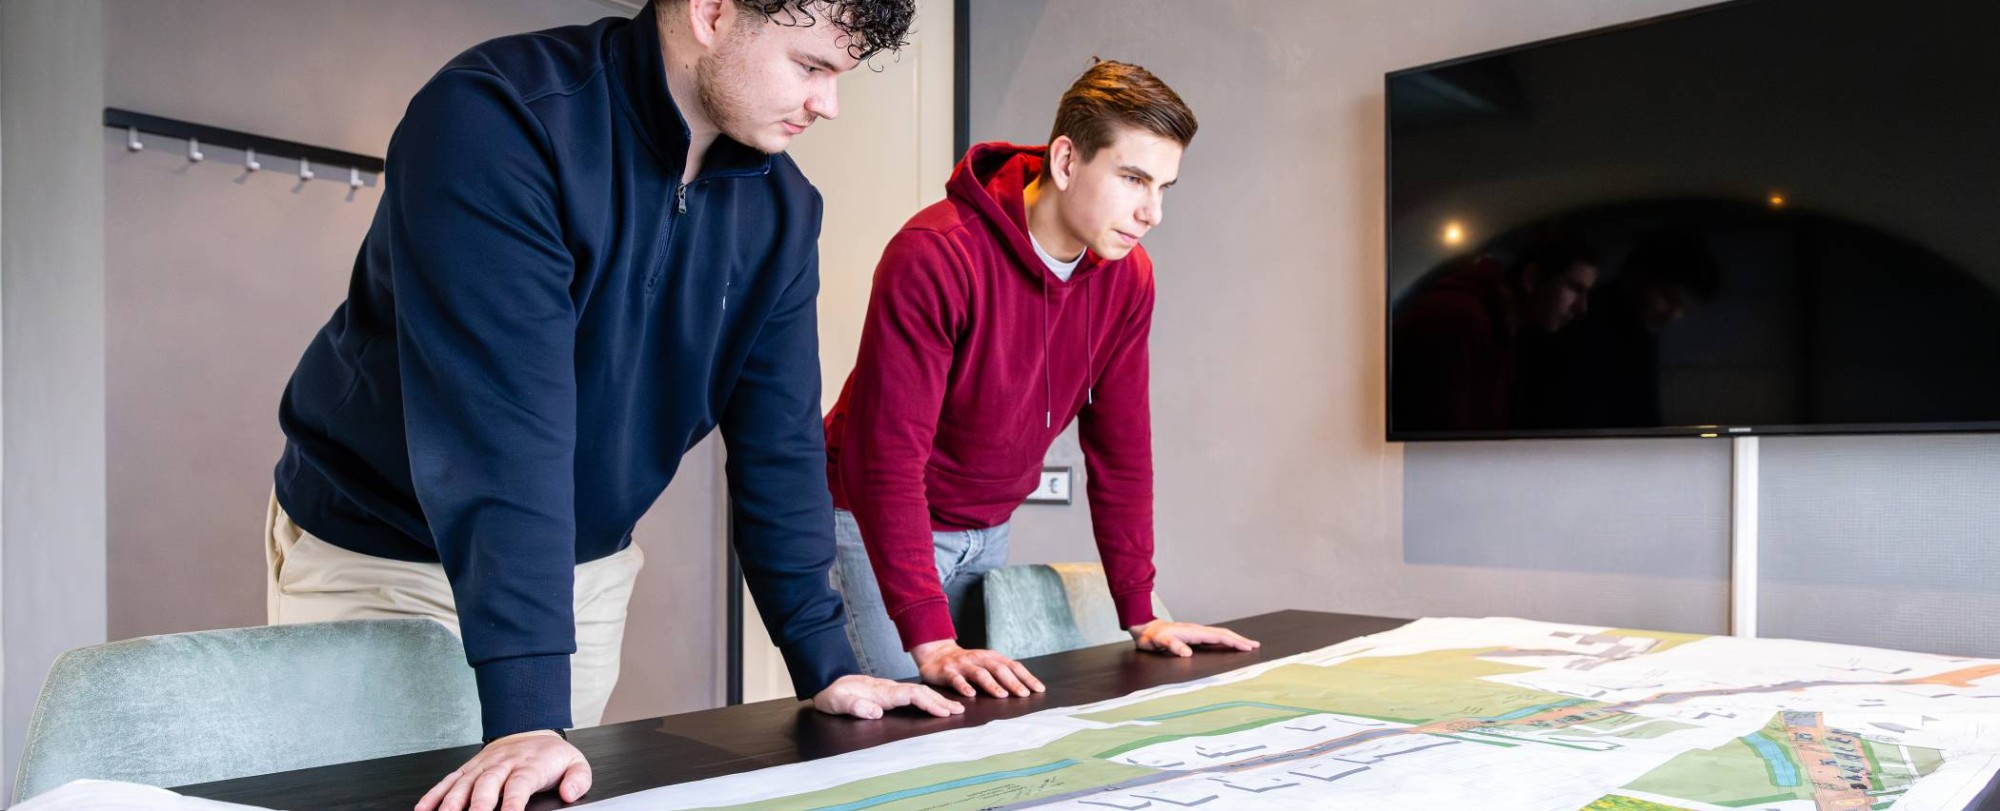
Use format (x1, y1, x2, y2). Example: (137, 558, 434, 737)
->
(823, 61, 1258, 698)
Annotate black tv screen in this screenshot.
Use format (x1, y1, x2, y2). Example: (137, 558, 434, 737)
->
(1386, 0, 2000, 440)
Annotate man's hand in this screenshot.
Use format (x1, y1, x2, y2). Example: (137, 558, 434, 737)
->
(1130, 620, 1261, 657)
(414, 730, 588, 811)
(813, 673, 966, 719)
(910, 640, 1047, 698)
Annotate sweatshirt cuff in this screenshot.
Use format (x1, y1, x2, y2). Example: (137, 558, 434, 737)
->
(781, 622, 862, 699)
(474, 654, 572, 740)
(1112, 588, 1158, 632)
(892, 599, 957, 652)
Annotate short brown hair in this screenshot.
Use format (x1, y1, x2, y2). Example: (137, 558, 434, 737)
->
(1047, 60, 1197, 169)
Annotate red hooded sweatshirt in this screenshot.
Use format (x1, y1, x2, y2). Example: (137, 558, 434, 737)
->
(825, 142, 1158, 650)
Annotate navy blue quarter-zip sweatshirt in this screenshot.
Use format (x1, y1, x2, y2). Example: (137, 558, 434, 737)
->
(274, 4, 856, 740)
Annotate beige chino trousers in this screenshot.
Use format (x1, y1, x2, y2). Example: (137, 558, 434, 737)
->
(263, 492, 643, 729)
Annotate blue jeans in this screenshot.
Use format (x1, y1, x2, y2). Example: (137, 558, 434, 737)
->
(830, 508, 1012, 679)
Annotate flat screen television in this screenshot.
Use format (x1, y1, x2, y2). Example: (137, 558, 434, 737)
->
(1385, 0, 2000, 441)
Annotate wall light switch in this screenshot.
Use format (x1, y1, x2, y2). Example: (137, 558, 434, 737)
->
(1027, 466, 1072, 504)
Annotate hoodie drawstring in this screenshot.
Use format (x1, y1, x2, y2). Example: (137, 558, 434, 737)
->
(1085, 277, 1095, 406)
(1043, 273, 1053, 428)
(1044, 274, 1097, 429)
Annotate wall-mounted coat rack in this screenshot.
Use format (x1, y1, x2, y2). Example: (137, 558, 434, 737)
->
(103, 107, 384, 188)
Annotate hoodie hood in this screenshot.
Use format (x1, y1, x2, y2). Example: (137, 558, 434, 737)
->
(947, 142, 1109, 286)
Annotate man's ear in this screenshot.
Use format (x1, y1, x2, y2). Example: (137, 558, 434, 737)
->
(1048, 136, 1079, 192)
(681, 0, 733, 50)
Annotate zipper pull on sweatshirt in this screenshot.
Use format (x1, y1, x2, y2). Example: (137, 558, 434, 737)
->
(676, 184, 689, 215)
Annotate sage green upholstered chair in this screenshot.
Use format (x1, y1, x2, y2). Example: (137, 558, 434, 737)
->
(983, 563, 1173, 661)
(13, 618, 480, 803)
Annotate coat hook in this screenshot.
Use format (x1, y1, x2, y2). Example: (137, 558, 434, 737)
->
(188, 138, 205, 163)
(299, 157, 315, 182)
(127, 127, 143, 152)
(245, 148, 261, 172)
(349, 166, 363, 189)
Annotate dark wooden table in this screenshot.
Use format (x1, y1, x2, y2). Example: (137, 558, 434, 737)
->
(176, 611, 1403, 810)
(178, 610, 2000, 811)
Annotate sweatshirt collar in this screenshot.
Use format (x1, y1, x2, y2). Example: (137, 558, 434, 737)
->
(611, 2, 773, 180)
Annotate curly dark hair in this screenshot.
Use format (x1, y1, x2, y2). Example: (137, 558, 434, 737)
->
(732, 0, 916, 60)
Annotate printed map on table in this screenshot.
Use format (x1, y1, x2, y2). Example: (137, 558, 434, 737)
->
(597, 617, 2000, 811)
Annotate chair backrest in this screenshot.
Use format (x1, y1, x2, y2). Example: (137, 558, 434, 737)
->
(983, 563, 1172, 660)
(14, 619, 480, 803)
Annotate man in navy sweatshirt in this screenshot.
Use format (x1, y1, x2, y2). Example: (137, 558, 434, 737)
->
(824, 61, 1258, 702)
(267, 3, 958, 810)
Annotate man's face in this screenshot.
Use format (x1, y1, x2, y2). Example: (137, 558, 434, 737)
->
(1053, 126, 1184, 262)
(1524, 261, 1599, 333)
(696, 9, 862, 154)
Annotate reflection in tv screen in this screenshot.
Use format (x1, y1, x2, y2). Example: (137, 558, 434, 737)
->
(1386, 0, 2000, 439)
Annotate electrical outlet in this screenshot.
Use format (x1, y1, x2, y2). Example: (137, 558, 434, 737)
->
(1026, 466, 1072, 504)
